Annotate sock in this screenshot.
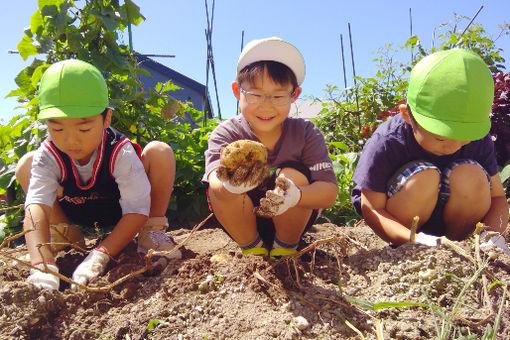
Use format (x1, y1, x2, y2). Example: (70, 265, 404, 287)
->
(272, 236, 298, 250)
(239, 234, 264, 250)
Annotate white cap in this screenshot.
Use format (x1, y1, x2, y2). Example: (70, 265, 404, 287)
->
(237, 37, 305, 85)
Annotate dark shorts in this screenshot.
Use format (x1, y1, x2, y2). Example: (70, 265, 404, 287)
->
(207, 161, 319, 245)
(386, 159, 491, 236)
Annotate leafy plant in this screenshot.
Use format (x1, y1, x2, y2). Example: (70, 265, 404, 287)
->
(0, 0, 216, 240)
(314, 15, 510, 221)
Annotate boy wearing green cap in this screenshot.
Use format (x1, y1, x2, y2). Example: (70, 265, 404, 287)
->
(352, 49, 509, 250)
(203, 37, 338, 259)
(16, 59, 181, 290)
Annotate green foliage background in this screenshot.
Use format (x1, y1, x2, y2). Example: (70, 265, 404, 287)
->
(314, 16, 510, 224)
(0, 4, 509, 239)
(0, 0, 217, 240)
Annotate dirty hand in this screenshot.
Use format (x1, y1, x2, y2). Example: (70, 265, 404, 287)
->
(27, 263, 60, 290)
(415, 232, 440, 246)
(255, 177, 302, 218)
(216, 160, 269, 194)
(480, 231, 510, 256)
(71, 249, 109, 289)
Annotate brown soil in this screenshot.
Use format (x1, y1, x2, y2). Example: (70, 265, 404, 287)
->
(0, 218, 509, 340)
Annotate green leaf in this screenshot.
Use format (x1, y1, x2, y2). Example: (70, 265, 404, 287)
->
(343, 295, 374, 310)
(16, 36, 38, 60)
(124, 0, 144, 25)
(146, 319, 168, 330)
(328, 141, 348, 151)
(499, 163, 510, 183)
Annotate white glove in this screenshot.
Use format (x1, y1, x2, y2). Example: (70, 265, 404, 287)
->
(480, 231, 510, 256)
(223, 179, 258, 194)
(27, 263, 59, 290)
(218, 161, 268, 195)
(255, 177, 302, 218)
(71, 249, 109, 289)
(415, 232, 440, 246)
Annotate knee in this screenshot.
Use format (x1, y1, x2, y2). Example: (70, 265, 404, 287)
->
(277, 167, 310, 187)
(15, 152, 36, 191)
(448, 163, 490, 198)
(142, 141, 175, 164)
(399, 168, 440, 199)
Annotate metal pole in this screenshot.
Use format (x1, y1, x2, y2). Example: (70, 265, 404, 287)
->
(237, 30, 245, 115)
(208, 0, 222, 120)
(340, 34, 347, 89)
(347, 23, 359, 112)
(456, 5, 484, 46)
(409, 8, 413, 63)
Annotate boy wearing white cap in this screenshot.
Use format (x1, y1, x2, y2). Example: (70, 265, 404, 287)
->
(203, 37, 338, 258)
(16, 59, 181, 290)
(352, 49, 509, 252)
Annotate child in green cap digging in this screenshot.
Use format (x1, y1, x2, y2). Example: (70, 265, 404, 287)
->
(351, 49, 509, 252)
(16, 59, 181, 290)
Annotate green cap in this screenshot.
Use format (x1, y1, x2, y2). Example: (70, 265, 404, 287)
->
(38, 59, 108, 120)
(407, 48, 493, 141)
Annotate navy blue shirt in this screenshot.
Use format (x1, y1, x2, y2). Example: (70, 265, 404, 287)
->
(351, 114, 498, 215)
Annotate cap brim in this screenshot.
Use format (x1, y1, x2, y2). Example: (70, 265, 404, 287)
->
(412, 109, 491, 141)
(39, 105, 106, 120)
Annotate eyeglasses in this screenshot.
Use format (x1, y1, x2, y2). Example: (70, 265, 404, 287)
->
(239, 87, 295, 106)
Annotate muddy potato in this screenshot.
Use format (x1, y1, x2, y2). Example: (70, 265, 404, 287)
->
(219, 139, 267, 175)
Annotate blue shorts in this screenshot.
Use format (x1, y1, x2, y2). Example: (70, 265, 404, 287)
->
(386, 159, 491, 236)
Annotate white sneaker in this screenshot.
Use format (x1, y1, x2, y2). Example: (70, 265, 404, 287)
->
(137, 217, 182, 260)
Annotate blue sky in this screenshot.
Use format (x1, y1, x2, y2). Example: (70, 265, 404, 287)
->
(1, 0, 509, 123)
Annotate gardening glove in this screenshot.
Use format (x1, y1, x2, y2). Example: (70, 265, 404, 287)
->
(415, 232, 440, 247)
(479, 231, 510, 256)
(71, 249, 110, 289)
(216, 160, 269, 194)
(27, 263, 60, 290)
(255, 177, 302, 218)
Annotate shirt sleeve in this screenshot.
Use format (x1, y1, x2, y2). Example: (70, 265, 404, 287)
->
(352, 133, 396, 193)
(302, 122, 336, 183)
(112, 142, 151, 216)
(24, 147, 60, 208)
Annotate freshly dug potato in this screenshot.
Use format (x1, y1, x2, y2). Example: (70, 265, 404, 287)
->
(219, 140, 267, 173)
(216, 140, 269, 186)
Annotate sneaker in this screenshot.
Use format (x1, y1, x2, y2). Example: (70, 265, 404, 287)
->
(241, 247, 268, 256)
(137, 217, 182, 260)
(269, 247, 297, 259)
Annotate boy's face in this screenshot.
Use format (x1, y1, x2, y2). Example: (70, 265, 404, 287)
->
(400, 105, 470, 156)
(46, 110, 111, 165)
(232, 68, 301, 139)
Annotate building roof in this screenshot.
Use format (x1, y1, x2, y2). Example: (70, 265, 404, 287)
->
(136, 56, 206, 94)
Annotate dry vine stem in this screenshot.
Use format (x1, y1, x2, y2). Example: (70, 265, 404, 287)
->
(0, 203, 24, 213)
(0, 213, 214, 292)
(409, 215, 419, 243)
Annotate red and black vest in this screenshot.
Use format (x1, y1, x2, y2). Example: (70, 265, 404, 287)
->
(43, 127, 142, 228)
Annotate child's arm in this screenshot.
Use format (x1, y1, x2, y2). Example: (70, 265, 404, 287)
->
(23, 203, 54, 264)
(482, 174, 509, 236)
(98, 213, 148, 256)
(297, 180, 337, 209)
(361, 188, 415, 245)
